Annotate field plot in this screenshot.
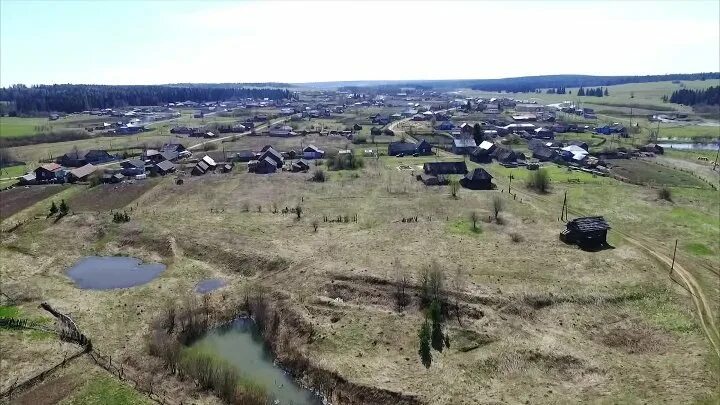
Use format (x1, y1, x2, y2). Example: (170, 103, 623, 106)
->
(609, 159, 710, 188)
(219, 134, 354, 154)
(0, 185, 66, 219)
(67, 180, 161, 212)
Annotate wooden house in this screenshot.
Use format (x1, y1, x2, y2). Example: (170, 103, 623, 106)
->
(460, 168, 494, 190)
(303, 145, 325, 159)
(35, 163, 64, 182)
(452, 138, 477, 155)
(154, 160, 176, 176)
(68, 164, 96, 183)
(423, 161, 468, 176)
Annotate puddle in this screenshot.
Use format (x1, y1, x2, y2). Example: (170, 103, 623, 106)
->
(190, 318, 322, 405)
(195, 278, 226, 294)
(657, 142, 719, 151)
(66, 256, 166, 290)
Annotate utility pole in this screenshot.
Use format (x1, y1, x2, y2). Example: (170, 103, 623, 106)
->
(670, 239, 678, 273)
(508, 174, 513, 193)
(713, 144, 719, 172)
(559, 190, 567, 221)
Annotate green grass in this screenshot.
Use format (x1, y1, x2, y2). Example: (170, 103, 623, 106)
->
(0, 164, 29, 178)
(685, 242, 713, 256)
(0, 305, 19, 317)
(0, 117, 51, 138)
(447, 218, 483, 236)
(609, 159, 709, 188)
(629, 287, 698, 333)
(64, 376, 151, 405)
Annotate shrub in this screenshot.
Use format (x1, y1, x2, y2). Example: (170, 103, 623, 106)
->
(59, 199, 69, 215)
(449, 178, 460, 199)
(311, 168, 326, 182)
(658, 187, 672, 201)
(352, 135, 367, 144)
(203, 142, 218, 151)
(492, 195, 503, 222)
(509, 232, 524, 243)
(418, 321, 432, 368)
(327, 152, 364, 171)
(526, 168, 550, 193)
(429, 299, 444, 352)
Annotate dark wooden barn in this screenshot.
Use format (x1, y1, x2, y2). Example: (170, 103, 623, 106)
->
(560, 216, 610, 248)
(460, 168, 494, 190)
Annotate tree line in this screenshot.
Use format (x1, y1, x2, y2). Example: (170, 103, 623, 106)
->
(0, 84, 292, 114)
(668, 86, 719, 106)
(577, 87, 608, 97)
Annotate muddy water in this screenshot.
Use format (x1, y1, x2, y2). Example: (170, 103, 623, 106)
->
(191, 318, 323, 405)
(66, 256, 166, 290)
(195, 278, 226, 294)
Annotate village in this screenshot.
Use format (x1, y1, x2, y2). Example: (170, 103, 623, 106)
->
(1, 80, 718, 405)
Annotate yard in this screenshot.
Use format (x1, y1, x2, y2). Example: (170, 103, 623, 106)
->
(0, 184, 67, 220)
(608, 158, 710, 188)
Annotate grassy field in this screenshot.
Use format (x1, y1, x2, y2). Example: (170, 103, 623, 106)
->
(0, 114, 113, 138)
(1, 149, 717, 404)
(608, 159, 711, 188)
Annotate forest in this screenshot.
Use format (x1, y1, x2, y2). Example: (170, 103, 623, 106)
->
(0, 84, 293, 114)
(668, 85, 719, 106)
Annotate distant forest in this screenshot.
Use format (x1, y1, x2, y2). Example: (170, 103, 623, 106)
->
(669, 86, 719, 106)
(338, 73, 720, 93)
(0, 84, 292, 114)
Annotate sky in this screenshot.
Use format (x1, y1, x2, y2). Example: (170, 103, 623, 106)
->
(1, 0, 719, 86)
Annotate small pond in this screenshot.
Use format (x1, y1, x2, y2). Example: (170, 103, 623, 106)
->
(66, 256, 166, 290)
(657, 142, 719, 151)
(190, 318, 323, 405)
(195, 278, 226, 294)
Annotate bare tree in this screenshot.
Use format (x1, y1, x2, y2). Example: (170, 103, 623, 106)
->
(492, 195, 504, 222)
(450, 265, 466, 326)
(312, 219, 319, 232)
(393, 258, 410, 310)
(449, 178, 460, 199)
(469, 211, 479, 231)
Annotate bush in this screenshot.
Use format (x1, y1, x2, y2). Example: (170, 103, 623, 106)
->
(203, 142, 218, 151)
(509, 232, 524, 243)
(658, 187, 672, 201)
(526, 168, 550, 193)
(352, 135, 367, 144)
(418, 321, 432, 368)
(327, 152, 364, 171)
(311, 168, 326, 182)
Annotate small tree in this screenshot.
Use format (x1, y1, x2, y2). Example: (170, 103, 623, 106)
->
(526, 168, 550, 193)
(59, 199, 69, 215)
(491, 195, 503, 222)
(393, 258, 410, 310)
(312, 219, 319, 232)
(49, 201, 58, 216)
(429, 299, 444, 352)
(658, 187, 672, 201)
(418, 321, 432, 368)
(449, 178, 459, 199)
(295, 204, 303, 219)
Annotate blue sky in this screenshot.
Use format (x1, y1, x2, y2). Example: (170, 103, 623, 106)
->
(1, 0, 719, 86)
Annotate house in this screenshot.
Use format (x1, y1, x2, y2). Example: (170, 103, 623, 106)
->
(18, 173, 36, 185)
(221, 163, 234, 173)
(412, 114, 425, 121)
(144, 149, 163, 163)
(560, 145, 589, 163)
(102, 172, 125, 184)
(492, 148, 521, 164)
(532, 146, 557, 162)
(423, 161, 468, 175)
(291, 159, 311, 172)
(35, 163, 64, 182)
(568, 140, 589, 151)
(251, 156, 279, 174)
(161, 143, 188, 155)
(235, 150, 256, 162)
(269, 125, 295, 137)
(560, 216, 610, 248)
(460, 168, 494, 190)
(192, 160, 211, 175)
(121, 159, 145, 176)
(372, 116, 390, 125)
(639, 143, 664, 155)
(470, 141, 497, 163)
(116, 125, 145, 135)
(452, 138, 477, 155)
(67, 164, 96, 182)
(388, 140, 432, 156)
(160, 150, 180, 162)
(459, 122, 473, 135)
(303, 145, 325, 159)
(258, 147, 284, 168)
(58, 149, 114, 167)
(534, 127, 554, 139)
(436, 121, 455, 131)
(154, 160, 176, 176)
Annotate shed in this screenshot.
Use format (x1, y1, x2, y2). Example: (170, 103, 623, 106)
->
(560, 216, 610, 248)
(68, 164, 96, 182)
(423, 161, 468, 175)
(291, 159, 311, 172)
(154, 160, 176, 175)
(303, 145, 325, 159)
(235, 150, 257, 162)
(254, 156, 278, 174)
(452, 138, 477, 155)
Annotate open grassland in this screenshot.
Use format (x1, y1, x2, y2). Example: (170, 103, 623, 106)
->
(0, 115, 115, 139)
(608, 159, 710, 188)
(1, 149, 718, 404)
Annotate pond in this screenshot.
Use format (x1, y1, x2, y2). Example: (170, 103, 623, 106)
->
(195, 278, 226, 294)
(657, 142, 719, 151)
(190, 318, 323, 405)
(66, 256, 166, 290)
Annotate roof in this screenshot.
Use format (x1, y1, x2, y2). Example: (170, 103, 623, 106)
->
(479, 140, 495, 150)
(161, 150, 179, 161)
(388, 142, 419, 155)
(423, 161, 468, 175)
(69, 164, 96, 178)
(201, 155, 216, 167)
(453, 138, 477, 148)
(124, 159, 145, 169)
(561, 145, 588, 155)
(303, 145, 324, 153)
(39, 163, 62, 172)
(155, 160, 175, 171)
(236, 150, 256, 157)
(567, 216, 610, 232)
(464, 168, 493, 181)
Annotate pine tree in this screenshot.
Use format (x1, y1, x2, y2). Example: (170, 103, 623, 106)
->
(604, 88, 609, 96)
(418, 321, 432, 368)
(577, 87, 585, 96)
(472, 123, 483, 145)
(429, 299, 444, 352)
(49, 201, 58, 216)
(59, 199, 69, 215)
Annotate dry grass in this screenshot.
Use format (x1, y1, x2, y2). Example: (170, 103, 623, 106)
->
(0, 156, 717, 404)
